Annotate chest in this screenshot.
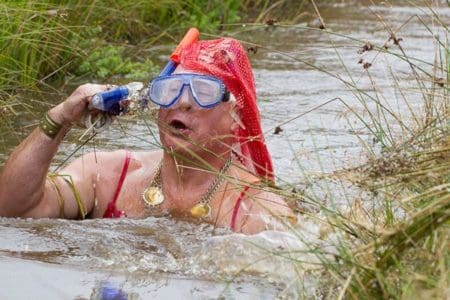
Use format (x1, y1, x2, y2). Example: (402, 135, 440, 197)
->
(113, 178, 246, 225)
(93, 164, 251, 229)
(90, 165, 152, 218)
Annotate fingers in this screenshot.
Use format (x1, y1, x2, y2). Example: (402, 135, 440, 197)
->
(105, 84, 117, 90)
(71, 83, 109, 101)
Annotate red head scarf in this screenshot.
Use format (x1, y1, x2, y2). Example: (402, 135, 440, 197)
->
(179, 38, 274, 183)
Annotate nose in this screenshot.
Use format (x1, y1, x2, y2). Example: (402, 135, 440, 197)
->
(173, 84, 194, 111)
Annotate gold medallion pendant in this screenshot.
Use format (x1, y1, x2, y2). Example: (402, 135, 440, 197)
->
(142, 187, 164, 207)
(190, 203, 211, 218)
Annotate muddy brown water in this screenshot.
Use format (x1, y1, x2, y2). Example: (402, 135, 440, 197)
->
(0, 2, 449, 299)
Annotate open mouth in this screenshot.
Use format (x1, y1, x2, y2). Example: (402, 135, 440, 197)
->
(169, 119, 189, 131)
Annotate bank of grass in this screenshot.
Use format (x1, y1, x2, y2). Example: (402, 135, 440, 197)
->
(326, 125, 449, 299)
(268, 119, 448, 298)
(270, 4, 449, 298)
(0, 0, 312, 95)
(0, 0, 233, 93)
(336, 37, 448, 300)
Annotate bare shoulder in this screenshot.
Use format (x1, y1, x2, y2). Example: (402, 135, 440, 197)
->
(231, 165, 292, 215)
(61, 149, 162, 176)
(60, 149, 127, 176)
(130, 150, 163, 166)
(247, 186, 293, 216)
(239, 185, 297, 234)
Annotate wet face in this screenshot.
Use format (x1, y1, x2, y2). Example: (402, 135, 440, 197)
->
(157, 67, 238, 157)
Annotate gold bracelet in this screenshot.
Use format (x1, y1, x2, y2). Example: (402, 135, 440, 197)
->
(39, 112, 62, 139)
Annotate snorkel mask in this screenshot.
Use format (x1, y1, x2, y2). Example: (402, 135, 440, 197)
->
(147, 28, 230, 110)
(148, 73, 230, 109)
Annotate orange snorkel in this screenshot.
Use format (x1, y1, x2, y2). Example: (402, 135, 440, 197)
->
(159, 27, 200, 76)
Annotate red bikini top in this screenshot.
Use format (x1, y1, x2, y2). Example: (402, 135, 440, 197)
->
(102, 150, 249, 232)
(102, 150, 131, 218)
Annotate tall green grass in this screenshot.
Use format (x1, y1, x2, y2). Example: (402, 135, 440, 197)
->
(0, 0, 314, 97)
(0, 1, 82, 90)
(0, 0, 244, 94)
(268, 2, 449, 298)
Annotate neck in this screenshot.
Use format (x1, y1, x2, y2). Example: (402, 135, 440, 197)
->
(161, 149, 232, 189)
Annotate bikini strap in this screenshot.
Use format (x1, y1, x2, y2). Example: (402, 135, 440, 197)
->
(230, 186, 250, 231)
(103, 150, 131, 218)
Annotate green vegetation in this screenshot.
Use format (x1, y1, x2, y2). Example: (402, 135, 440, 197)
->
(75, 45, 159, 80)
(0, 1, 81, 91)
(329, 126, 449, 298)
(0, 0, 309, 96)
(0, 0, 241, 94)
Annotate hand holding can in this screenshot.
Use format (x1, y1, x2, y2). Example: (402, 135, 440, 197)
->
(84, 82, 145, 131)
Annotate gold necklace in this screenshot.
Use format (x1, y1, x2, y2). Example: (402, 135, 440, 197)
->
(142, 158, 232, 218)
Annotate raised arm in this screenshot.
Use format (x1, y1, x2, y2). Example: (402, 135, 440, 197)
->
(0, 84, 108, 218)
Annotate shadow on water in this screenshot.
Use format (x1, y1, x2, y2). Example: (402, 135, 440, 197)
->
(0, 1, 448, 299)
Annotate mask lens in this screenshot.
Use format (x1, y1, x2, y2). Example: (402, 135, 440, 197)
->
(150, 77, 183, 106)
(191, 77, 223, 107)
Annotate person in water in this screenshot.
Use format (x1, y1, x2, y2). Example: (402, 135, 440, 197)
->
(0, 37, 295, 234)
